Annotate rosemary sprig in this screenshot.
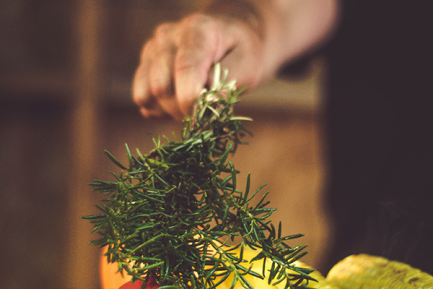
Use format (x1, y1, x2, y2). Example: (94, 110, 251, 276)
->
(83, 63, 316, 289)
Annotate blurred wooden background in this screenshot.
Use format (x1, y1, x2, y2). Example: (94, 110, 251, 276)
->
(0, 1, 331, 288)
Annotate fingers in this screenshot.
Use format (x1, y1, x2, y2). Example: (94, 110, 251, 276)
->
(173, 15, 263, 113)
(133, 15, 219, 119)
(149, 48, 184, 120)
(132, 13, 265, 120)
(133, 25, 176, 119)
(174, 15, 218, 115)
(174, 45, 213, 116)
(149, 23, 185, 120)
(133, 42, 167, 119)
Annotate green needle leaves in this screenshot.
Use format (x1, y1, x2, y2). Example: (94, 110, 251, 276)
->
(83, 63, 315, 289)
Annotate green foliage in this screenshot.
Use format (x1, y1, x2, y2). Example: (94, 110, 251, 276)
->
(83, 64, 316, 289)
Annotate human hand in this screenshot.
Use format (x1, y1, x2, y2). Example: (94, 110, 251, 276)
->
(132, 13, 264, 120)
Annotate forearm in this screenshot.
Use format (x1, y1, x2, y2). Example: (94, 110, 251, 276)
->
(203, 0, 340, 77)
(270, 0, 339, 69)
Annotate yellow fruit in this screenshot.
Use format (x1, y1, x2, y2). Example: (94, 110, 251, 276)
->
(100, 245, 331, 289)
(203, 246, 335, 289)
(326, 254, 433, 289)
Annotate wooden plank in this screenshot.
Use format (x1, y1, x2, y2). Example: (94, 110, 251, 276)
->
(65, 1, 104, 288)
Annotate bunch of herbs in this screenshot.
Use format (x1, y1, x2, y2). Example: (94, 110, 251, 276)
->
(83, 64, 316, 289)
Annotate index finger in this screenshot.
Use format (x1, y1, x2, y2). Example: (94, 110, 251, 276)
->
(173, 15, 228, 115)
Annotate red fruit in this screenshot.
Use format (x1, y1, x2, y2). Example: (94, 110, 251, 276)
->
(119, 277, 159, 289)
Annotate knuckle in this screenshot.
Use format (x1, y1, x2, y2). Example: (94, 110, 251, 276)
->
(180, 14, 214, 43)
(182, 14, 203, 28)
(183, 13, 211, 28)
(153, 23, 173, 45)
